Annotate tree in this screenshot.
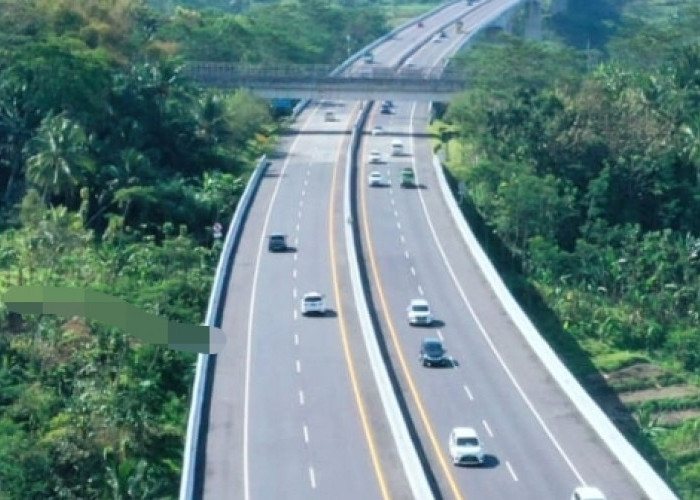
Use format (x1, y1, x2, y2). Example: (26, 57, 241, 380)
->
(24, 113, 94, 204)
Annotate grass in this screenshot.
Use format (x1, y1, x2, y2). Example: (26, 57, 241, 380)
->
(594, 350, 651, 372)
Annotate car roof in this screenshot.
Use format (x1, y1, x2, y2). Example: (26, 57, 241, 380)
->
(303, 291, 322, 298)
(573, 486, 606, 499)
(452, 427, 478, 438)
(270, 233, 285, 238)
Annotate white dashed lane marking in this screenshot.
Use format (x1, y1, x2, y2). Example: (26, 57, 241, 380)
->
(483, 420, 493, 437)
(299, 390, 305, 405)
(506, 461, 518, 482)
(418, 285, 424, 296)
(404, 250, 410, 260)
(296, 360, 301, 373)
(303, 425, 309, 443)
(309, 466, 317, 488)
(410, 266, 416, 276)
(294, 333, 299, 346)
(463, 385, 474, 401)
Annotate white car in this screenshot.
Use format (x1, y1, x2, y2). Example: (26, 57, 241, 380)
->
(368, 171, 383, 187)
(571, 486, 607, 500)
(391, 139, 404, 156)
(371, 126, 384, 136)
(407, 298, 433, 326)
(368, 150, 382, 164)
(449, 427, 485, 466)
(301, 292, 326, 316)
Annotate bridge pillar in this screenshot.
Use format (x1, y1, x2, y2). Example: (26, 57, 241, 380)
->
(524, 0, 542, 40)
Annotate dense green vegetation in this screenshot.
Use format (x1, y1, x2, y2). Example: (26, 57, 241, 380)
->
(439, 3, 700, 496)
(0, 0, 390, 497)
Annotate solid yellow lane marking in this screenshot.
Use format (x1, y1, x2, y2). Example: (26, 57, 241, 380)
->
(359, 108, 464, 500)
(329, 103, 391, 500)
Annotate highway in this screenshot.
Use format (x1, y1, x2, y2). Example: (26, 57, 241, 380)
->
(356, 11, 649, 500)
(195, 0, 657, 498)
(199, 2, 486, 499)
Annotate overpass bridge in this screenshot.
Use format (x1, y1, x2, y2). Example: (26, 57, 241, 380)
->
(182, 0, 548, 101)
(183, 62, 468, 101)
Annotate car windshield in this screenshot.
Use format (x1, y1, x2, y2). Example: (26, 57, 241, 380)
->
(425, 342, 443, 354)
(271, 235, 284, 242)
(413, 305, 429, 312)
(456, 437, 479, 447)
(305, 296, 322, 303)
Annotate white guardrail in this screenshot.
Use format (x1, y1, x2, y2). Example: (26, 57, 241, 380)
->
(431, 155, 679, 499)
(179, 154, 269, 500)
(179, 3, 463, 498)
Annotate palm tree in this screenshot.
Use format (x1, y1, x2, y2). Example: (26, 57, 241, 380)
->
(24, 113, 95, 204)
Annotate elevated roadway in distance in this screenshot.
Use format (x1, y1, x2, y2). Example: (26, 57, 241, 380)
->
(355, 6, 656, 500)
(197, 2, 487, 499)
(183, 0, 536, 101)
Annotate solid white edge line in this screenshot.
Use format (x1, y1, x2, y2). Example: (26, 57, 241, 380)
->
(430, 122, 680, 496)
(409, 102, 586, 485)
(243, 107, 318, 500)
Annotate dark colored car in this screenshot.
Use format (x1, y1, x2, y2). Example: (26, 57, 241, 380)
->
(268, 233, 287, 252)
(420, 338, 449, 367)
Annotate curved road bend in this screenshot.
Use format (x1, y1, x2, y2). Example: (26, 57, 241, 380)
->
(357, 22, 648, 500)
(200, 3, 483, 499)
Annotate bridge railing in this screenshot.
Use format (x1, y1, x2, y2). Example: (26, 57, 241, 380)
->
(184, 62, 467, 84)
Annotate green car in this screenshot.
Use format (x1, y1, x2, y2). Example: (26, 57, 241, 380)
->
(400, 167, 415, 188)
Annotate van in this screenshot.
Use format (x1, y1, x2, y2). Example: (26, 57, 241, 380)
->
(400, 167, 415, 188)
(391, 139, 404, 156)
